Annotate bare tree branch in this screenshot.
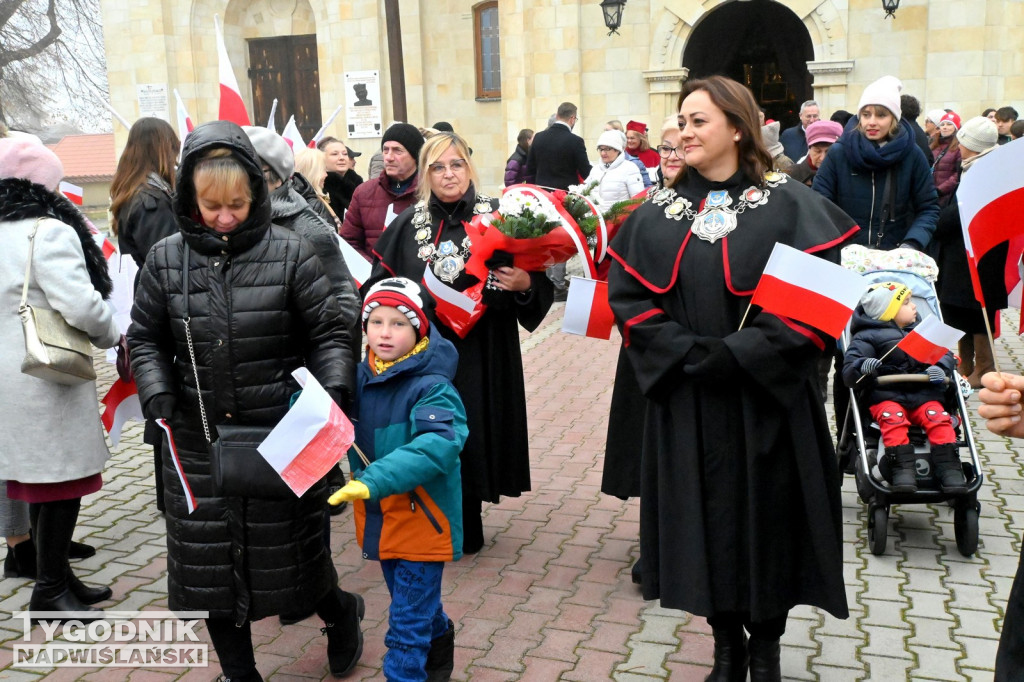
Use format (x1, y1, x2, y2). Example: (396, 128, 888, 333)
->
(0, 0, 60, 69)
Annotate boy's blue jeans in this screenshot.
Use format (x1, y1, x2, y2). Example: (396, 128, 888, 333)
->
(381, 559, 449, 682)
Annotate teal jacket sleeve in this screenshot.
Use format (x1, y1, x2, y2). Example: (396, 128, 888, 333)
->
(355, 382, 468, 499)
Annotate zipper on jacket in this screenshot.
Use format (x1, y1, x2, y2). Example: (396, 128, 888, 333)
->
(868, 172, 877, 247)
(409, 490, 443, 534)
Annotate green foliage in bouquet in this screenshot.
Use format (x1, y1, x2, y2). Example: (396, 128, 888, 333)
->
(489, 208, 563, 239)
(577, 197, 646, 236)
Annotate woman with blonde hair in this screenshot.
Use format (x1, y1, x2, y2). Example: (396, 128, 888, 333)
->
(367, 132, 553, 555)
(294, 146, 342, 231)
(128, 121, 363, 680)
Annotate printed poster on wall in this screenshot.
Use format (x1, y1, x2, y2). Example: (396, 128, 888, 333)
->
(137, 83, 169, 121)
(344, 70, 382, 139)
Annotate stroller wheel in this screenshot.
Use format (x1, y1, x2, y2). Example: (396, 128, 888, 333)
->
(868, 504, 889, 556)
(954, 499, 980, 557)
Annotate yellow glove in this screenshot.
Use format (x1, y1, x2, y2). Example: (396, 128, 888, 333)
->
(328, 480, 370, 506)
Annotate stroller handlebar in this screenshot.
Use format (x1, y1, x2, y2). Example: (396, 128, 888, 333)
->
(875, 374, 952, 387)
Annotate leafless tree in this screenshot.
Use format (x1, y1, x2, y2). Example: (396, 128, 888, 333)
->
(0, 0, 109, 132)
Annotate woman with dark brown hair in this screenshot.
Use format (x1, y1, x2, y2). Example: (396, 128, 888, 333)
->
(109, 116, 180, 513)
(608, 76, 855, 681)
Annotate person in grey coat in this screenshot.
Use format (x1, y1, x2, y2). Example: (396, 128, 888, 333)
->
(0, 138, 120, 617)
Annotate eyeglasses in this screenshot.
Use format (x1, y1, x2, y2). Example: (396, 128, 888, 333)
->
(428, 159, 468, 175)
(597, 146, 617, 153)
(657, 145, 682, 159)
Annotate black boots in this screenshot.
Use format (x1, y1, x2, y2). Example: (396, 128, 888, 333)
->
(705, 625, 748, 681)
(890, 444, 919, 493)
(425, 618, 455, 681)
(931, 444, 968, 493)
(28, 499, 104, 620)
(748, 636, 782, 682)
(320, 589, 365, 678)
(3, 538, 35, 578)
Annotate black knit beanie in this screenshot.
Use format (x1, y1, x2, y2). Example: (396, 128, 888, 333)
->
(381, 123, 425, 166)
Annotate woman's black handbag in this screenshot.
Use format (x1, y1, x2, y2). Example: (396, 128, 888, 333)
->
(181, 244, 295, 499)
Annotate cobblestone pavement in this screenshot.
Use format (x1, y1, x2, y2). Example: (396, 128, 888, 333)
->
(1, 305, 1021, 681)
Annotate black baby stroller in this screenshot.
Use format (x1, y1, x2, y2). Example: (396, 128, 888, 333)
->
(836, 268, 983, 557)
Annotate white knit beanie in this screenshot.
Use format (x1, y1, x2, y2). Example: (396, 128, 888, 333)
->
(761, 121, 784, 157)
(596, 129, 624, 153)
(957, 116, 999, 153)
(925, 109, 947, 127)
(858, 76, 903, 122)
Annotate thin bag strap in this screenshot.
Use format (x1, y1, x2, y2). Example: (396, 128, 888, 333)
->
(181, 243, 212, 444)
(19, 219, 43, 310)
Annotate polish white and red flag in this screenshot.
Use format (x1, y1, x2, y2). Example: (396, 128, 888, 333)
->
(896, 314, 964, 365)
(214, 14, 250, 126)
(156, 418, 198, 513)
(957, 138, 1024, 330)
(749, 242, 865, 338)
(101, 378, 144, 448)
(258, 368, 355, 497)
(337, 235, 371, 287)
(174, 88, 195, 151)
(281, 116, 305, 150)
(422, 264, 486, 338)
(59, 181, 83, 205)
(562, 277, 615, 340)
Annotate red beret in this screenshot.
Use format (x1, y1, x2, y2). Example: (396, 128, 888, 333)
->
(626, 120, 647, 134)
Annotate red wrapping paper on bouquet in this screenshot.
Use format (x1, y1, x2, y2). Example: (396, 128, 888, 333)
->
(464, 215, 580, 280)
(464, 185, 589, 281)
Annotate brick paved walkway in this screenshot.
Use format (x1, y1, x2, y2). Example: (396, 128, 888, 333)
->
(2, 305, 1022, 681)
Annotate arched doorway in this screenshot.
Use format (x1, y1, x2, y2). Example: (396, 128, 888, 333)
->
(682, 0, 813, 129)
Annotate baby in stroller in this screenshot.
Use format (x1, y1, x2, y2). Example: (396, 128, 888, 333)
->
(842, 282, 968, 494)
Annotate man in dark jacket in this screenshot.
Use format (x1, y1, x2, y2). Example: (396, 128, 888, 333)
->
(900, 94, 934, 161)
(342, 123, 424, 260)
(525, 102, 591, 299)
(526, 102, 591, 190)
(780, 100, 820, 160)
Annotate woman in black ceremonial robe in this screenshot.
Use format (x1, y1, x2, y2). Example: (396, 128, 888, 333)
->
(367, 132, 553, 554)
(607, 76, 856, 682)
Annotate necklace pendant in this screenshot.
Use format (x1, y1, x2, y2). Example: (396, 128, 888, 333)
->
(691, 208, 737, 243)
(434, 254, 465, 283)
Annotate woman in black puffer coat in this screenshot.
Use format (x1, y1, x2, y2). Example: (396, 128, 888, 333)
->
(127, 121, 362, 682)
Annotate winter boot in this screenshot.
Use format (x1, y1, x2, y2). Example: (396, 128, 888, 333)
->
(967, 333, 995, 389)
(3, 537, 36, 578)
(957, 335, 975, 377)
(748, 636, 782, 682)
(705, 625, 748, 682)
(889, 444, 919, 493)
(68, 571, 112, 605)
(425, 618, 455, 682)
(28, 499, 100, 621)
(931, 444, 968, 493)
(320, 589, 364, 678)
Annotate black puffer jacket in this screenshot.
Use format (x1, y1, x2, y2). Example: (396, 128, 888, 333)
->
(269, 182, 361, 384)
(841, 307, 956, 409)
(115, 174, 178, 272)
(127, 121, 350, 623)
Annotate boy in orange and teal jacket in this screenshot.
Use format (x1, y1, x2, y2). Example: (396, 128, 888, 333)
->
(330, 277, 467, 682)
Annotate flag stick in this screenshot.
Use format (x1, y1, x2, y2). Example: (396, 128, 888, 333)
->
(980, 304, 1002, 374)
(855, 344, 901, 384)
(737, 301, 753, 331)
(310, 105, 343, 145)
(101, 99, 132, 130)
(267, 99, 278, 132)
(351, 442, 371, 468)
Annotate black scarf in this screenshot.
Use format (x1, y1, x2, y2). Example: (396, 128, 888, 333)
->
(0, 177, 113, 298)
(843, 119, 915, 173)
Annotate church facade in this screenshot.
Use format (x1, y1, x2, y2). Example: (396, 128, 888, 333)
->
(101, 0, 1022, 190)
